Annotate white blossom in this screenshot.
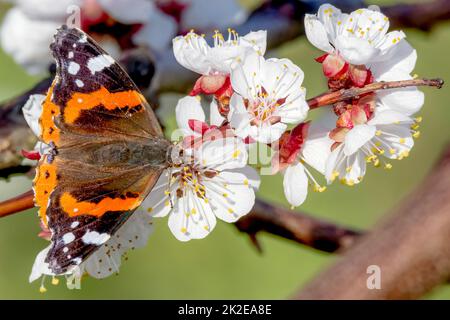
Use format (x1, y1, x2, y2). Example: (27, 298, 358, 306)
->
(228, 52, 309, 143)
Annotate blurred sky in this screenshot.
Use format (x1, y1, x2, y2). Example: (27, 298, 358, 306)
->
(0, 0, 449, 299)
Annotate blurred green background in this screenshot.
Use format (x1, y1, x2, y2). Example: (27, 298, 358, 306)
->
(0, 0, 449, 299)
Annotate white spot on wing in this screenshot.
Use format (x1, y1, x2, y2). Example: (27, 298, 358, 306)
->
(70, 221, 80, 229)
(73, 257, 82, 265)
(63, 247, 69, 253)
(62, 232, 75, 244)
(82, 230, 111, 245)
(79, 33, 88, 43)
(68, 62, 80, 75)
(75, 79, 84, 87)
(68, 51, 74, 59)
(87, 54, 115, 75)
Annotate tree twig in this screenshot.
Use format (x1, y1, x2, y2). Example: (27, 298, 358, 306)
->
(308, 78, 444, 109)
(0, 190, 34, 218)
(235, 198, 361, 253)
(293, 142, 450, 299)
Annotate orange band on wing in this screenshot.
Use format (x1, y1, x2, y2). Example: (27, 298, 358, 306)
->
(64, 87, 145, 124)
(33, 159, 58, 227)
(60, 192, 141, 218)
(40, 84, 61, 145)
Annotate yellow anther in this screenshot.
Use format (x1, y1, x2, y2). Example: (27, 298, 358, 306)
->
(51, 277, 59, 286)
(389, 148, 396, 155)
(330, 171, 340, 181)
(191, 208, 197, 214)
(39, 286, 47, 293)
(228, 208, 234, 213)
(378, 149, 385, 155)
(399, 138, 406, 144)
(181, 227, 187, 233)
(222, 193, 228, 198)
(411, 123, 420, 130)
(413, 131, 421, 139)
(415, 116, 423, 123)
(373, 158, 381, 167)
(375, 141, 381, 147)
(375, 130, 382, 136)
(243, 179, 249, 186)
(147, 207, 153, 213)
(164, 201, 170, 207)
(204, 226, 210, 231)
(346, 166, 352, 173)
(232, 150, 241, 159)
(164, 190, 170, 196)
(384, 163, 393, 170)
(318, 186, 327, 193)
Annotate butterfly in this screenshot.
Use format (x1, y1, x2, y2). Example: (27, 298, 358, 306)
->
(33, 25, 172, 275)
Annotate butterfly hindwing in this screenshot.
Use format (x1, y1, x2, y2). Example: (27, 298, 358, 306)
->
(33, 26, 171, 274)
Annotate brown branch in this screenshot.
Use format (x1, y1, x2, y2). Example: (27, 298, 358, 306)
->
(0, 190, 34, 218)
(293, 142, 450, 299)
(308, 78, 444, 109)
(235, 198, 361, 253)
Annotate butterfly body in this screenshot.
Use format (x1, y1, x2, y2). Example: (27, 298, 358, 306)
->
(33, 26, 171, 274)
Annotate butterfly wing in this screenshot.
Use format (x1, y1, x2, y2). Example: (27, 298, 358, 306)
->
(33, 26, 170, 274)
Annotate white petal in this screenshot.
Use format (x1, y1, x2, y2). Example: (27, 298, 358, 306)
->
(325, 144, 366, 185)
(255, 122, 287, 144)
(376, 72, 424, 116)
(29, 246, 54, 282)
(16, 0, 81, 20)
(376, 124, 414, 160)
(232, 166, 261, 190)
(196, 137, 248, 171)
(283, 162, 308, 207)
(209, 99, 225, 127)
(1, 8, 58, 74)
(230, 51, 263, 99)
(172, 33, 211, 75)
(168, 192, 216, 241)
(335, 34, 379, 65)
(22, 94, 45, 137)
(228, 94, 252, 139)
(304, 14, 334, 53)
(141, 171, 172, 218)
(344, 124, 376, 156)
(301, 132, 333, 175)
(205, 171, 256, 223)
(370, 40, 416, 79)
(175, 96, 205, 136)
(240, 30, 267, 56)
(368, 109, 413, 126)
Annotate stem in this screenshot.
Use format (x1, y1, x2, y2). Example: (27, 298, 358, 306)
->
(307, 78, 444, 109)
(235, 198, 361, 253)
(0, 190, 34, 218)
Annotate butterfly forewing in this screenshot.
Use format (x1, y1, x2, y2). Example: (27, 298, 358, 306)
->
(34, 26, 170, 274)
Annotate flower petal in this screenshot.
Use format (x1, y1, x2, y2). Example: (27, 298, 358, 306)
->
(344, 124, 376, 156)
(205, 171, 256, 223)
(98, 0, 154, 23)
(196, 137, 248, 171)
(1, 8, 58, 74)
(283, 162, 308, 207)
(172, 32, 211, 75)
(209, 99, 225, 127)
(22, 94, 45, 137)
(175, 96, 205, 136)
(141, 171, 172, 218)
(168, 191, 216, 241)
(304, 14, 334, 53)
